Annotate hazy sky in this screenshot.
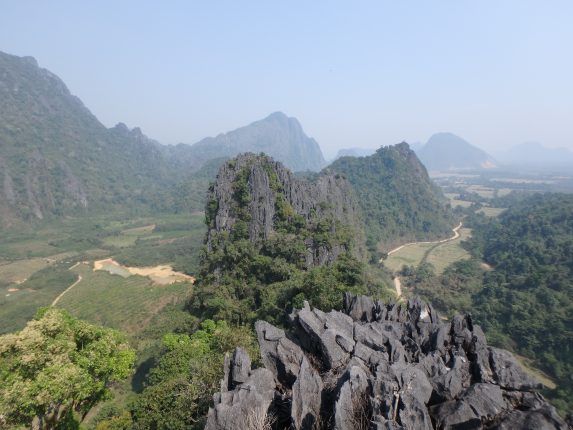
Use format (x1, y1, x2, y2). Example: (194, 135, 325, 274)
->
(2, 1, 572, 158)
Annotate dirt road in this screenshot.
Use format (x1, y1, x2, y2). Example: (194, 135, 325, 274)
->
(385, 222, 463, 299)
(51, 275, 82, 306)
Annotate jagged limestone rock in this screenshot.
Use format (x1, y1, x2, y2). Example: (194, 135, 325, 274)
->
(205, 295, 567, 430)
(205, 153, 366, 269)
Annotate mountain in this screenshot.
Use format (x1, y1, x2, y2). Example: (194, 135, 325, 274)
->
(326, 143, 456, 254)
(187, 112, 326, 172)
(501, 142, 573, 167)
(0, 51, 327, 226)
(0, 51, 180, 226)
(206, 294, 566, 429)
(191, 153, 385, 324)
(417, 132, 496, 171)
(335, 147, 376, 159)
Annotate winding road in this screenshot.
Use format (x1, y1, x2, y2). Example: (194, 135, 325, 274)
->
(51, 261, 85, 306)
(385, 222, 463, 299)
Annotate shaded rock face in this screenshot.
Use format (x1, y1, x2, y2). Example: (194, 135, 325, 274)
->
(190, 112, 326, 173)
(206, 153, 365, 268)
(205, 294, 566, 430)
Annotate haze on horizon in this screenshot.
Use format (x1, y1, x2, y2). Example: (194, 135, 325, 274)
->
(1, 1, 572, 159)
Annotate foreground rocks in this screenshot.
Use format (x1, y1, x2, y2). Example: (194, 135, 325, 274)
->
(205, 294, 567, 429)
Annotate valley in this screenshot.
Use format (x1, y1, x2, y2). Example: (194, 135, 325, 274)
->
(1, 45, 571, 428)
(0, 212, 205, 335)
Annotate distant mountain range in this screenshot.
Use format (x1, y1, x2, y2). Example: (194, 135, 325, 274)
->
(188, 112, 325, 172)
(416, 132, 497, 171)
(500, 142, 573, 167)
(0, 51, 325, 226)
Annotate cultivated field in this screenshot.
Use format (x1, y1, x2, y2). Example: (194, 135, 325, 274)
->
(0, 213, 206, 334)
(56, 263, 192, 336)
(384, 227, 471, 275)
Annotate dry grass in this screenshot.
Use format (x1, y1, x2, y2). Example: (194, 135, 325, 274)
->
(245, 408, 276, 430)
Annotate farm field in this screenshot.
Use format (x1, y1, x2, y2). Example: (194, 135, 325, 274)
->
(425, 227, 472, 274)
(0, 212, 206, 334)
(478, 206, 506, 217)
(57, 263, 192, 336)
(384, 227, 471, 275)
(383, 242, 435, 273)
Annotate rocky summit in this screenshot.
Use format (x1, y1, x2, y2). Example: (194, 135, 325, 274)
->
(205, 294, 566, 430)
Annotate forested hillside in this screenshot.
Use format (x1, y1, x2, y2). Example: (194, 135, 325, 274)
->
(192, 153, 392, 325)
(0, 52, 184, 225)
(468, 193, 573, 412)
(0, 52, 327, 227)
(326, 143, 456, 254)
(404, 193, 573, 414)
(187, 112, 326, 172)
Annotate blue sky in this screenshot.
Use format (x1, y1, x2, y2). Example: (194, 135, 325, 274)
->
(1, 1, 572, 158)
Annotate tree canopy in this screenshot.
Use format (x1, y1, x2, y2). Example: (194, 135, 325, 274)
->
(0, 308, 135, 429)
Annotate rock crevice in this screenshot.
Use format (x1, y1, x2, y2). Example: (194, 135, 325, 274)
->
(206, 294, 567, 430)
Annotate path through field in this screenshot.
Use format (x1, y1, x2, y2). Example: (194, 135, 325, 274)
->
(384, 222, 463, 299)
(51, 275, 82, 306)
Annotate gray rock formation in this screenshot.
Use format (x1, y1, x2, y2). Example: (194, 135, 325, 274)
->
(205, 294, 567, 430)
(206, 153, 366, 268)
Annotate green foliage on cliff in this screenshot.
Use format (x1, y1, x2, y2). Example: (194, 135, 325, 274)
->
(0, 308, 135, 429)
(192, 157, 393, 325)
(130, 320, 258, 430)
(326, 143, 455, 253)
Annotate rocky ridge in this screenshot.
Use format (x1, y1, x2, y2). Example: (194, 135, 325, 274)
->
(190, 112, 326, 172)
(206, 294, 567, 429)
(206, 153, 366, 268)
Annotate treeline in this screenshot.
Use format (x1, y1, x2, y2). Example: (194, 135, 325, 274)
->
(326, 143, 455, 255)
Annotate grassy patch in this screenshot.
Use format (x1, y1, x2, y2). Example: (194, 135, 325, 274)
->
(384, 228, 471, 275)
(425, 228, 472, 274)
(384, 243, 435, 272)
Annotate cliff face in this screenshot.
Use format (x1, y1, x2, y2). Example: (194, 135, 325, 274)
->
(0, 51, 178, 225)
(206, 294, 566, 430)
(190, 112, 326, 172)
(206, 153, 365, 268)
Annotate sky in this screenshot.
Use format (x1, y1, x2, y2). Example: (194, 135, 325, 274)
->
(1, 1, 572, 159)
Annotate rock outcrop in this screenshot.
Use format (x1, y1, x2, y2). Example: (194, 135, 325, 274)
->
(206, 153, 366, 268)
(205, 294, 567, 429)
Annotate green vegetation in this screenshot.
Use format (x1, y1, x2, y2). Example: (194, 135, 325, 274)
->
(0, 308, 135, 429)
(326, 143, 455, 254)
(0, 263, 78, 334)
(403, 193, 573, 414)
(57, 264, 192, 337)
(193, 158, 393, 325)
(425, 228, 471, 274)
(127, 320, 258, 430)
(0, 213, 206, 335)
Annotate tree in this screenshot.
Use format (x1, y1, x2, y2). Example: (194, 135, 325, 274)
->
(132, 319, 258, 430)
(0, 308, 135, 429)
